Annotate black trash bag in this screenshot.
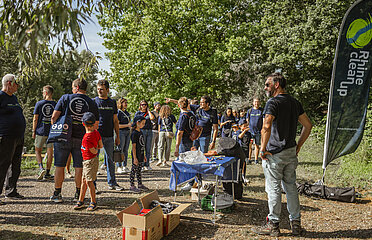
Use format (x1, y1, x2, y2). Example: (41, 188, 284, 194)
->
(297, 182, 356, 203)
(217, 138, 245, 200)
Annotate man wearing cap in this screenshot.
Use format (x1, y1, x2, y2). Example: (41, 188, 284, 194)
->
(150, 102, 161, 163)
(50, 78, 99, 203)
(0, 74, 26, 204)
(94, 79, 123, 191)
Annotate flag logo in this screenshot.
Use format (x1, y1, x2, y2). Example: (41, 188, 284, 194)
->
(346, 16, 372, 48)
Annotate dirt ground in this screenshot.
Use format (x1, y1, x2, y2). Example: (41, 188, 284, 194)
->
(0, 162, 371, 240)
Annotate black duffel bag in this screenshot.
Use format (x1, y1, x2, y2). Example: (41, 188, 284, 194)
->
(297, 182, 356, 203)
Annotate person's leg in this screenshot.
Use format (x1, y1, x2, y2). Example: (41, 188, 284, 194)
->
(87, 181, 96, 203)
(45, 145, 53, 176)
(4, 137, 24, 197)
(199, 136, 210, 153)
(262, 153, 284, 223)
(129, 164, 136, 187)
(164, 136, 172, 164)
(117, 130, 125, 168)
(35, 147, 44, 169)
(123, 130, 130, 168)
(0, 137, 16, 196)
(150, 130, 159, 161)
(102, 137, 117, 186)
(66, 154, 73, 177)
(71, 138, 84, 198)
(79, 178, 88, 202)
(143, 129, 153, 168)
(157, 132, 166, 165)
(193, 139, 200, 150)
(254, 134, 261, 163)
(280, 147, 300, 221)
(248, 139, 253, 163)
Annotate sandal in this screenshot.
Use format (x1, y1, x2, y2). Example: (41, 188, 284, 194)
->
(87, 202, 98, 211)
(73, 201, 84, 210)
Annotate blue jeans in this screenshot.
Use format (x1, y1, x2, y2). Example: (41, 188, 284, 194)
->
(54, 138, 83, 168)
(102, 137, 117, 186)
(116, 129, 130, 167)
(141, 129, 153, 167)
(262, 146, 300, 223)
(179, 141, 193, 154)
(193, 135, 211, 153)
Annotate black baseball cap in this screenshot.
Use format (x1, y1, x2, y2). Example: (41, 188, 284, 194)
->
(82, 112, 96, 125)
(132, 115, 146, 127)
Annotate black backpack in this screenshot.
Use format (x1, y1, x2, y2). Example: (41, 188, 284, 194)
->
(217, 137, 245, 199)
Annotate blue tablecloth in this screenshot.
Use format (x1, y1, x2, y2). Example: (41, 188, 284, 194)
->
(169, 156, 237, 191)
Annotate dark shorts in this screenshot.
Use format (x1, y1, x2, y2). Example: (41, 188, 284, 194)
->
(54, 138, 83, 168)
(251, 134, 261, 145)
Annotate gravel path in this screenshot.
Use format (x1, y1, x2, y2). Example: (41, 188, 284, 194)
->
(0, 163, 371, 240)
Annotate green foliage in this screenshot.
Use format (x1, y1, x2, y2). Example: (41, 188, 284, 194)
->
(0, 43, 98, 151)
(99, 0, 261, 112)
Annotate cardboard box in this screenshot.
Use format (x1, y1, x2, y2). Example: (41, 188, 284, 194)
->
(140, 191, 190, 236)
(189, 181, 213, 201)
(116, 201, 164, 240)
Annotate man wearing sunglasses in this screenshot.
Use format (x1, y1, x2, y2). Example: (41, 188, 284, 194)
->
(253, 72, 312, 237)
(0, 74, 26, 204)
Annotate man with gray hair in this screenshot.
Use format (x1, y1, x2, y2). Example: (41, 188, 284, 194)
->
(0, 74, 26, 204)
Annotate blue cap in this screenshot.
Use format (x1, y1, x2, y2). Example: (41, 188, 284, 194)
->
(132, 115, 146, 127)
(232, 123, 238, 128)
(238, 118, 247, 125)
(82, 112, 96, 125)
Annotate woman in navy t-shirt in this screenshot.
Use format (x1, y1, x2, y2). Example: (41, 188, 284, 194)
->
(116, 97, 132, 173)
(157, 105, 177, 167)
(220, 107, 235, 137)
(134, 100, 155, 170)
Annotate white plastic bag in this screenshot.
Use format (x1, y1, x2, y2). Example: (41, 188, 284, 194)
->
(179, 150, 208, 164)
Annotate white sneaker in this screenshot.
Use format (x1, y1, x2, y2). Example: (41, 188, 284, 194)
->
(143, 166, 149, 171)
(156, 161, 162, 166)
(117, 167, 123, 174)
(181, 184, 193, 191)
(123, 167, 130, 173)
(147, 166, 152, 170)
(161, 162, 170, 167)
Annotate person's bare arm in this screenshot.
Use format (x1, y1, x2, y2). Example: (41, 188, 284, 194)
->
(260, 114, 275, 160)
(238, 129, 249, 139)
(132, 143, 138, 165)
(51, 110, 61, 124)
(209, 124, 218, 150)
(174, 130, 184, 157)
(113, 114, 120, 146)
(148, 110, 155, 120)
(32, 114, 39, 139)
(296, 113, 312, 155)
(165, 98, 178, 104)
(97, 139, 103, 149)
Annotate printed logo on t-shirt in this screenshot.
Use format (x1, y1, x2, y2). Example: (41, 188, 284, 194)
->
(41, 103, 54, 121)
(139, 134, 145, 148)
(69, 97, 89, 121)
(188, 115, 196, 130)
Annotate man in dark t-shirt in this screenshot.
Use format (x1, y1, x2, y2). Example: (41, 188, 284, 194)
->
(0, 74, 26, 203)
(246, 98, 264, 164)
(50, 78, 99, 203)
(32, 85, 56, 180)
(253, 73, 312, 237)
(94, 80, 123, 191)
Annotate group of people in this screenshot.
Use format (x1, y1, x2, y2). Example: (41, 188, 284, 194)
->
(0, 72, 312, 236)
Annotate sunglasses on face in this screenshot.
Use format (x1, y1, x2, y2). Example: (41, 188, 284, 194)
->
(265, 83, 270, 87)
(141, 104, 148, 106)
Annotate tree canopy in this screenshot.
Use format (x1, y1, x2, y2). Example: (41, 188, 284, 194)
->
(99, 0, 356, 118)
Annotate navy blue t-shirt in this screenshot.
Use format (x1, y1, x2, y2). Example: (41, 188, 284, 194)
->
(94, 97, 117, 138)
(118, 109, 131, 131)
(220, 115, 235, 130)
(263, 94, 304, 154)
(33, 100, 57, 136)
(158, 114, 177, 132)
(246, 107, 264, 135)
(131, 129, 145, 162)
(135, 111, 152, 130)
(176, 111, 196, 144)
(55, 94, 99, 139)
(0, 91, 26, 137)
(194, 107, 218, 137)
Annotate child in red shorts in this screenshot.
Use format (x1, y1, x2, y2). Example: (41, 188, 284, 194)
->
(74, 112, 102, 211)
